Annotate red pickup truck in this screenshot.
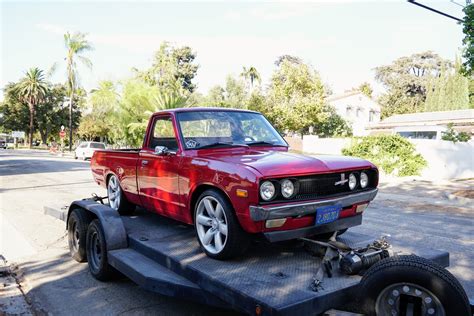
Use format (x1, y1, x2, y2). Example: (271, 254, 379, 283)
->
(91, 108, 378, 259)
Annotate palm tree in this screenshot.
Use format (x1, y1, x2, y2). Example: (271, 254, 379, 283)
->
(15, 68, 49, 148)
(240, 66, 261, 88)
(64, 31, 93, 150)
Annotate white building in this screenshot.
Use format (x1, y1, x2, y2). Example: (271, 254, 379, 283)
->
(328, 91, 381, 136)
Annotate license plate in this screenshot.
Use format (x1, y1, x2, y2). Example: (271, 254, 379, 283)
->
(315, 205, 341, 225)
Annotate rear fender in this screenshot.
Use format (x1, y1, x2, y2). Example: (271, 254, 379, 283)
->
(67, 199, 127, 250)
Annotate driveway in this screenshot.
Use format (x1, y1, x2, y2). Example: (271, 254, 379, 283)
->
(0, 149, 472, 315)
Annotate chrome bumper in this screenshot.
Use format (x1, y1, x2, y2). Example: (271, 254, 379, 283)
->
(249, 188, 378, 221)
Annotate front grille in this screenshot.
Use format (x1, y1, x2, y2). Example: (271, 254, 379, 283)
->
(260, 168, 378, 204)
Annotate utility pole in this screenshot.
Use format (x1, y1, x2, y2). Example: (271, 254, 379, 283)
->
(69, 95, 73, 151)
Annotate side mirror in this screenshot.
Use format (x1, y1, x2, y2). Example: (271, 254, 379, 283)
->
(154, 146, 169, 155)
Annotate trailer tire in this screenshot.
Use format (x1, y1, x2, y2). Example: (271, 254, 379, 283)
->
(359, 255, 470, 316)
(86, 219, 117, 281)
(194, 189, 250, 260)
(68, 208, 91, 262)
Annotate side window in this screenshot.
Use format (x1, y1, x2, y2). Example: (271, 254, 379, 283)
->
(148, 116, 179, 151)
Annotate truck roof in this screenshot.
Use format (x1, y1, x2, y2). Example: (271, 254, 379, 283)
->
(154, 107, 260, 115)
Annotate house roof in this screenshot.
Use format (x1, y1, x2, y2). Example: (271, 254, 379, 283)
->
(382, 109, 474, 124)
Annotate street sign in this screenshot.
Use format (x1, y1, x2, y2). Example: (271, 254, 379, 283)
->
(12, 131, 25, 138)
(59, 131, 66, 138)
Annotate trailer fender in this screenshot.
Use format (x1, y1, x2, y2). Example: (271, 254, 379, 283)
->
(67, 199, 127, 250)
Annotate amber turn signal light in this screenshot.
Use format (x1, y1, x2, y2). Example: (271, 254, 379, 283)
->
(236, 189, 248, 198)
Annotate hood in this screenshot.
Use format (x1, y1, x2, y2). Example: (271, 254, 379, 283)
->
(202, 149, 375, 178)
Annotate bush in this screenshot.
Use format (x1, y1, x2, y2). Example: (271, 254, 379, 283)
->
(342, 135, 427, 177)
(441, 123, 471, 143)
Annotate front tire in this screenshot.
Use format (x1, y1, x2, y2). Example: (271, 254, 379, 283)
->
(86, 219, 117, 281)
(359, 255, 471, 316)
(107, 174, 134, 215)
(194, 189, 249, 260)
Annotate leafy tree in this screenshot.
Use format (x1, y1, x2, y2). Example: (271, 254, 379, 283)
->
(14, 68, 49, 148)
(240, 66, 261, 88)
(77, 81, 117, 142)
(274, 55, 303, 66)
(461, 4, 474, 76)
(358, 82, 373, 98)
(424, 58, 470, 111)
(0, 83, 30, 134)
(206, 85, 226, 106)
(375, 51, 451, 117)
(64, 31, 93, 150)
(136, 42, 198, 93)
(36, 84, 81, 145)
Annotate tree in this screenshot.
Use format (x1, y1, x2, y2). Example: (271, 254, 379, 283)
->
(240, 66, 261, 88)
(274, 55, 303, 66)
(36, 84, 81, 145)
(14, 68, 49, 148)
(461, 4, 474, 76)
(136, 42, 198, 93)
(375, 51, 451, 117)
(358, 82, 373, 98)
(424, 58, 470, 112)
(64, 31, 93, 150)
(1, 83, 30, 135)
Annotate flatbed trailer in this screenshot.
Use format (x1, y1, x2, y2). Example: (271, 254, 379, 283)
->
(45, 199, 473, 315)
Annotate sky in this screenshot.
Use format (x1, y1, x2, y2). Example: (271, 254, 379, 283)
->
(0, 0, 467, 101)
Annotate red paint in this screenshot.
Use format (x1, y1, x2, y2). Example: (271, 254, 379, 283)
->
(91, 108, 378, 235)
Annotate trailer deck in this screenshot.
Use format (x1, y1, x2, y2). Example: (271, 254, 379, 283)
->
(105, 209, 448, 315)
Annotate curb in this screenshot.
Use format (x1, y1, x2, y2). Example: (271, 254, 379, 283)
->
(376, 192, 471, 209)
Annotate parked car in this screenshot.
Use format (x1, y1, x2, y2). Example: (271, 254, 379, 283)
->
(91, 108, 379, 259)
(74, 141, 106, 160)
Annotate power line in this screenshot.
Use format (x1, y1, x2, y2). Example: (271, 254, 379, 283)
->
(407, 0, 463, 22)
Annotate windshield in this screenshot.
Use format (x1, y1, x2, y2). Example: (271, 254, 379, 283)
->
(177, 111, 287, 149)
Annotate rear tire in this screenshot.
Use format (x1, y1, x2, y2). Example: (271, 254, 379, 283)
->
(107, 174, 135, 216)
(194, 189, 250, 260)
(67, 208, 91, 262)
(86, 219, 117, 281)
(359, 255, 471, 316)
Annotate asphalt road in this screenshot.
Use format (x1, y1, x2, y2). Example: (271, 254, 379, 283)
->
(0, 149, 473, 315)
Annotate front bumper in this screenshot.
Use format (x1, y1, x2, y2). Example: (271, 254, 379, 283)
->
(263, 214, 362, 242)
(249, 188, 378, 221)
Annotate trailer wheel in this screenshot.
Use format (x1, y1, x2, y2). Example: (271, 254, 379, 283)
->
(86, 219, 117, 281)
(194, 189, 249, 260)
(107, 174, 134, 216)
(359, 255, 470, 316)
(68, 208, 91, 262)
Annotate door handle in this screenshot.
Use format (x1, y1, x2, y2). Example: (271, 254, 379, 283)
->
(141, 160, 149, 166)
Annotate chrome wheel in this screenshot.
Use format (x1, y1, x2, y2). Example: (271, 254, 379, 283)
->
(376, 283, 445, 316)
(107, 175, 121, 211)
(195, 196, 228, 254)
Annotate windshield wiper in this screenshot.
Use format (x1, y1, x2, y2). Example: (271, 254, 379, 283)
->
(197, 142, 249, 149)
(247, 141, 287, 147)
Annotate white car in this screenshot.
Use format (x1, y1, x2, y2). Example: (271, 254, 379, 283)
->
(74, 141, 106, 160)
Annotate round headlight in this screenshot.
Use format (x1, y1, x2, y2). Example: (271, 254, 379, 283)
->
(360, 172, 369, 188)
(281, 179, 295, 198)
(348, 173, 357, 190)
(260, 181, 276, 201)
